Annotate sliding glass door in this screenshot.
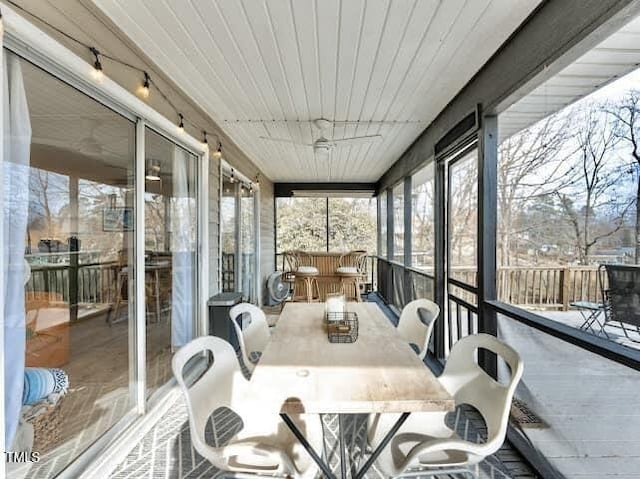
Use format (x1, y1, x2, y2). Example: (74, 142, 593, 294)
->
(144, 130, 198, 397)
(221, 175, 238, 292)
(2, 49, 204, 479)
(240, 185, 256, 303)
(220, 168, 258, 303)
(5, 51, 136, 478)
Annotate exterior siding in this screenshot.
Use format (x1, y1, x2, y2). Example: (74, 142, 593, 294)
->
(259, 181, 275, 305)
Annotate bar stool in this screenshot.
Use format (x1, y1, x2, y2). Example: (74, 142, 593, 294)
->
(336, 250, 367, 302)
(285, 250, 320, 302)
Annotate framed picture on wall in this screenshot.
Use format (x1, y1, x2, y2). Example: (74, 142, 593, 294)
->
(103, 207, 133, 232)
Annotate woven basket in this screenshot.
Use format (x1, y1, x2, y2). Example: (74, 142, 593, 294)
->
(28, 396, 65, 453)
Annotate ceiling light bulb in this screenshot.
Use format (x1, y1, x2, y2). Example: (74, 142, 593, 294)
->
(177, 114, 185, 133)
(139, 72, 150, 99)
(212, 143, 222, 160)
(90, 47, 104, 83)
(91, 63, 104, 82)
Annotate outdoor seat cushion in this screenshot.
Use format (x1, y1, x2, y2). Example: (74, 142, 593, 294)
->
(23, 368, 69, 406)
(297, 265, 319, 275)
(336, 266, 359, 275)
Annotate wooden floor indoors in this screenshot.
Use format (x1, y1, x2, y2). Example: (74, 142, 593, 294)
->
(15, 306, 174, 479)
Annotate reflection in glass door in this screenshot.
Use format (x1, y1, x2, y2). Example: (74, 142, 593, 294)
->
(240, 185, 256, 302)
(220, 168, 259, 303)
(144, 129, 198, 397)
(221, 174, 238, 293)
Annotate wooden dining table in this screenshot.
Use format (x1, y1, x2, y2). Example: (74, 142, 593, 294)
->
(244, 302, 454, 479)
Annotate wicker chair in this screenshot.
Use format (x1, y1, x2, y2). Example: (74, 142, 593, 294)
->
(284, 250, 320, 302)
(336, 250, 368, 302)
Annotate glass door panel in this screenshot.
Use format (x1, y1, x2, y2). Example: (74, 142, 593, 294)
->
(444, 146, 479, 352)
(144, 129, 198, 397)
(240, 185, 256, 302)
(221, 175, 237, 292)
(6, 52, 135, 478)
(392, 182, 405, 263)
(448, 149, 478, 287)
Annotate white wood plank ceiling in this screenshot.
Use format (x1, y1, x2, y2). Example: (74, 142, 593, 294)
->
(93, 0, 541, 182)
(500, 15, 640, 141)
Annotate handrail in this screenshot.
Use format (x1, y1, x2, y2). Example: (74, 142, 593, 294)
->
(487, 300, 640, 371)
(448, 293, 478, 313)
(447, 277, 477, 293)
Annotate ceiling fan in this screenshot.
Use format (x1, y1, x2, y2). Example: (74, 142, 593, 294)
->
(76, 119, 103, 156)
(258, 118, 382, 155)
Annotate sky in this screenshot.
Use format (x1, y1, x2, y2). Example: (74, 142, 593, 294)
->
(587, 67, 640, 104)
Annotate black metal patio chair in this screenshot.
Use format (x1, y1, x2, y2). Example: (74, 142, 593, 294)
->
(602, 264, 640, 342)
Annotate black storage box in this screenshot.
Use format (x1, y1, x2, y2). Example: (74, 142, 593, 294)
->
(207, 292, 243, 350)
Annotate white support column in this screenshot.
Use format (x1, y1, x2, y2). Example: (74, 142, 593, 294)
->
(134, 119, 146, 414)
(198, 151, 209, 336)
(0, 25, 6, 478)
(254, 188, 261, 306)
(235, 182, 242, 295)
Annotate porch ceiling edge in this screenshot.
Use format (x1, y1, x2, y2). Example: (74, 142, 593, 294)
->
(376, 0, 640, 193)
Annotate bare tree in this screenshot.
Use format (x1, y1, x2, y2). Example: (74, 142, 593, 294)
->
(607, 89, 640, 262)
(449, 154, 477, 274)
(556, 103, 631, 264)
(497, 113, 573, 266)
(28, 169, 69, 245)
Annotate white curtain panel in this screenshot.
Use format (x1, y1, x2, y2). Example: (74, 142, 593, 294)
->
(171, 147, 195, 348)
(3, 51, 32, 447)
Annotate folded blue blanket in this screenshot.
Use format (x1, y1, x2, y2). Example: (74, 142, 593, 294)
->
(22, 368, 69, 406)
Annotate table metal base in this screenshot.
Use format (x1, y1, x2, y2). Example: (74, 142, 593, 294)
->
(280, 412, 410, 479)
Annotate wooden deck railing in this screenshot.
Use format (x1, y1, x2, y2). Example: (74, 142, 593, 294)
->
(25, 259, 120, 307)
(26, 251, 603, 315)
(497, 266, 603, 310)
(442, 266, 604, 310)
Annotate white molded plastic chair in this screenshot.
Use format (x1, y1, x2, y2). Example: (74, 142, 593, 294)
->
(172, 336, 323, 478)
(396, 299, 440, 360)
(230, 303, 271, 373)
(368, 334, 523, 478)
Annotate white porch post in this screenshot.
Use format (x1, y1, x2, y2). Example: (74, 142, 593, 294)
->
(198, 150, 209, 336)
(0, 17, 6, 476)
(134, 119, 146, 414)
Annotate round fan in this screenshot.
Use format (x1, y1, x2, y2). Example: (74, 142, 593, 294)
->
(267, 271, 289, 305)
